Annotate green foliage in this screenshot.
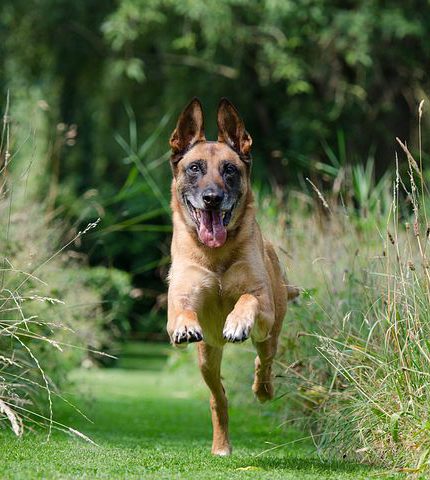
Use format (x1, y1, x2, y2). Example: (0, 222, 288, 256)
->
(2, 0, 430, 335)
(78, 266, 133, 340)
(240, 137, 430, 471)
(314, 134, 393, 226)
(0, 194, 135, 434)
(0, 197, 102, 434)
(0, 102, 133, 435)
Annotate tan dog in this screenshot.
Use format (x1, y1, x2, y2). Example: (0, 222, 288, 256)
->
(167, 98, 297, 456)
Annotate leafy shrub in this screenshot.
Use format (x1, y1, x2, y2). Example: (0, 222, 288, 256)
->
(0, 199, 103, 436)
(0, 102, 132, 436)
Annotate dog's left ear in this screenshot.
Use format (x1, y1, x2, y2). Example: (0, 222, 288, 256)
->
(217, 98, 252, 162)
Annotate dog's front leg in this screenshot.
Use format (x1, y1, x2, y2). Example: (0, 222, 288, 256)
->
(223, 293, 274, 343)
(167, 307, 203, 346)
(167, 266, 212, 346)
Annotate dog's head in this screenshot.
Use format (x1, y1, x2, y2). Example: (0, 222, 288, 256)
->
(169, 98, 253, 248)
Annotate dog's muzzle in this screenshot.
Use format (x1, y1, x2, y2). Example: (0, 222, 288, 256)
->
(184, 197, 234, 248)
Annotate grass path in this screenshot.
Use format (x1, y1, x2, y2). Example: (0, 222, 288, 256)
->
(1, 344, 376, 479)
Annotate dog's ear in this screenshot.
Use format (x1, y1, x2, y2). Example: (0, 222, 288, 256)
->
(217, 98, 252, 162)
(169, 98, 205, 163)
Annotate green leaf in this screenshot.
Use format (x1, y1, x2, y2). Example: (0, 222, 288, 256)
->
(390, 413, 400, 443)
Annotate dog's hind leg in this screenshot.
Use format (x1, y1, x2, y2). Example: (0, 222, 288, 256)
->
(252, 310, 284, 403)
(197, 342, 231, 456)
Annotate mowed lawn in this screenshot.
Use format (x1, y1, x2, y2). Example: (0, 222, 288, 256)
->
(1, 343, 377, 479)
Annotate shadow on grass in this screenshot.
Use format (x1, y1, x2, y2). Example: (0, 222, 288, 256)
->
(252, 456, 372, 475)
(55, 375, 370, 478)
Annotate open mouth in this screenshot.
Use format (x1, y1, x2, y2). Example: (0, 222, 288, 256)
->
(185, 198, 233, 248)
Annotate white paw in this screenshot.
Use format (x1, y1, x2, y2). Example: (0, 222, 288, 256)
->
(172, 324, 203, 345)
(212, 446, 232, 456)
(223, 313, 254, 343)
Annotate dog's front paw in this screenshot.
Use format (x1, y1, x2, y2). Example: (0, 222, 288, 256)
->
(223, 312, 254, 343)
(172, 324, 203, 346)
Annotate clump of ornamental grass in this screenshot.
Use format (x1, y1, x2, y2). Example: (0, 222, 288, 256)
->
(0, 211, 102, 440)
(0, 96, 106, 441)
(265, 102, 430, 473)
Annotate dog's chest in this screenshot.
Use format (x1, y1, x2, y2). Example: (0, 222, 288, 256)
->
(196, 269, 246, 347)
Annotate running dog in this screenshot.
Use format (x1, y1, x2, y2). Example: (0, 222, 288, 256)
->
(167, 98, 298, 455)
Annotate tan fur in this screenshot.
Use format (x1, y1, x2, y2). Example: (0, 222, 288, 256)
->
(167, 99, 297, 456)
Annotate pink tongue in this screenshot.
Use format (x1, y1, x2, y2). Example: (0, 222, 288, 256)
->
(198, 210, 227, 248)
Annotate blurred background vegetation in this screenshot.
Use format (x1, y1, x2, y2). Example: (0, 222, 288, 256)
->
(2, 0, 430, 339)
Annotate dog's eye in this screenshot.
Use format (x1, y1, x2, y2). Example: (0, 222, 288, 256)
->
(188, 164, 200, 174)
(224, 164, 237, 176)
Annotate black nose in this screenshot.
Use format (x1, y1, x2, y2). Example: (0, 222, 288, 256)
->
(202, 189, 224, 209)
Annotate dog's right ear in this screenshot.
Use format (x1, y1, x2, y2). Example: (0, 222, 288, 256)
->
(169, 98, 205, 164)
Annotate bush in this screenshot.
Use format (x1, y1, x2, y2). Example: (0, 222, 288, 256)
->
(0, 198, 101, 436)
(0, 103, 133, 436)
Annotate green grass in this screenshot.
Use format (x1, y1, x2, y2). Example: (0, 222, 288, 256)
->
(0, 343, 377, 479)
